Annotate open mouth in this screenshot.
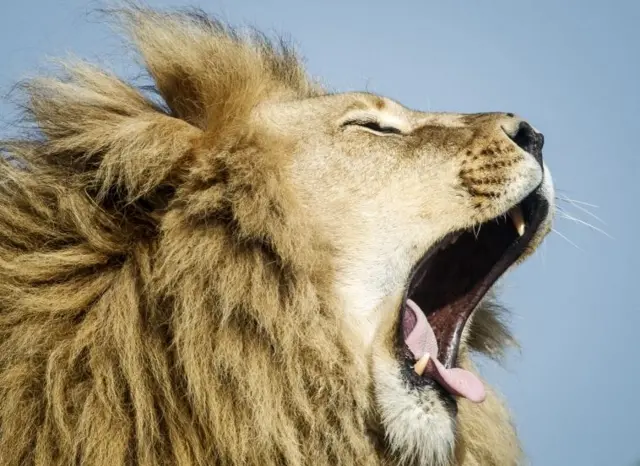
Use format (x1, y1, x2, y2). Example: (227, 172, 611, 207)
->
(399, 188, 549, 403)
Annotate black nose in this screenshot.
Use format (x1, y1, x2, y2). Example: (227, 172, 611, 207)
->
(510, 121, 544, 167)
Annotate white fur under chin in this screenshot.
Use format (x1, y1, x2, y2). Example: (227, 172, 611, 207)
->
(372, 353, 455, 466)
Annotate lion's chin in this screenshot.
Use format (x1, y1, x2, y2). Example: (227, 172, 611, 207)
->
(371, 347, 457, 466)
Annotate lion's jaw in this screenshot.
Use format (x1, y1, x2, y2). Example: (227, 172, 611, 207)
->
(258, 93, 555, 464)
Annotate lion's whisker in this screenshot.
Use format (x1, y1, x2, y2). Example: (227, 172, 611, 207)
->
(556, 208, 613, 239)
(555, 194, 599, 209)
(556, 196, 605, 225)
(551, 228, 583, 251)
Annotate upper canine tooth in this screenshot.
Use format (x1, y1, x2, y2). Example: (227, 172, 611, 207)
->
(414, 353, 430, 376)
(509, 206, 526, 237)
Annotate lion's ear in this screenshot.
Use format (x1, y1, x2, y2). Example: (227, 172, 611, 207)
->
(20, 62, 202, 204)
(112, 7, 317, 131)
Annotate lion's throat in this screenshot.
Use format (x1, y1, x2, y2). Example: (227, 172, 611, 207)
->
(404, 299, 486, 403)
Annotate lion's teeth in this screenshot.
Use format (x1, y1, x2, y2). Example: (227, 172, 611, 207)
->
(414, 353, 430, 376)
(509, 206, 525, 237)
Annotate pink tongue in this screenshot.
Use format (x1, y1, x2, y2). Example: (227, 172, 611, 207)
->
(404, 300, 486, 403)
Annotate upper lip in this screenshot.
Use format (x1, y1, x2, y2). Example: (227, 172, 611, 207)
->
(399, 187, 550, 369)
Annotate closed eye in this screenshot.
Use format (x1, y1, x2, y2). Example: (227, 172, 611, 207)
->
(341, 119, 404, 135)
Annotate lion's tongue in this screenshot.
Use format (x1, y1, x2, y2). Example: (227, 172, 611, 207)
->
(404, 299, 486, 403)
(404, 299, 439, 360)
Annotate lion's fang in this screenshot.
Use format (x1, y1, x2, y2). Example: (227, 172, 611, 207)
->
(508, 206, 525, 237)
(414, 353, 430, 376)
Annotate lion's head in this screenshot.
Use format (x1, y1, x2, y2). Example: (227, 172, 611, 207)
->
(0, 7, 554, 466)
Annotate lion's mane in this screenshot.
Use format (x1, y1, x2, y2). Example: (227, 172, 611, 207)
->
(0, 6, 521, 466)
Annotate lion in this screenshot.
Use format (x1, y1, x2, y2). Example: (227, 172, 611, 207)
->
(0, 6, 555, 466)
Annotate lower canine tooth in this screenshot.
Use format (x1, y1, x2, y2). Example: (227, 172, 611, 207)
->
(414, 353, 430, 376)
(509, 206, 526, 237)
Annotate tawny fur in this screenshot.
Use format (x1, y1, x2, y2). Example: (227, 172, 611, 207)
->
(1, 6, 523, 465)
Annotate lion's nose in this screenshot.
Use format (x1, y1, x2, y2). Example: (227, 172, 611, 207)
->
(507, 121, 544, 167)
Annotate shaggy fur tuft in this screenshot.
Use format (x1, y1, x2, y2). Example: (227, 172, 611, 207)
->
(1, 6, 522, 465)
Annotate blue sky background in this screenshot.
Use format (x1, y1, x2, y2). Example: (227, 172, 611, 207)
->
(1, 1, 637, 465)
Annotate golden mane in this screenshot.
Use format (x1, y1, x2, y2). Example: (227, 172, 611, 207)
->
(0, 6, 521, 465)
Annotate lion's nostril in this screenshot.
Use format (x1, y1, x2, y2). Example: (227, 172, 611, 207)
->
(509, 121, 544, 167)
